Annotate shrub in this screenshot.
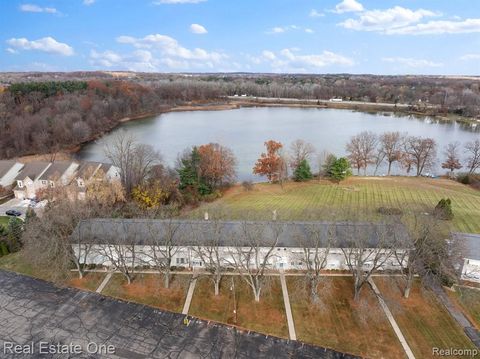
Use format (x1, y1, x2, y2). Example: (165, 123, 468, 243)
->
(242, 180, 254, 191)
(0, 242, 9, 256)
(377, 207, 403, 215)
(434, 198, 454, 220)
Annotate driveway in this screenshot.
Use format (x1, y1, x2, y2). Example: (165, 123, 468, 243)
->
(0, 198, 46, 219)
(0, 270, 356, 359)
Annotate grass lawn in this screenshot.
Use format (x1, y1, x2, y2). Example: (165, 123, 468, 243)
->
(190, 177, 480, 233)
(287, 276, 404, 358)
(189, 275, 289, 338)
(68, 272, 107, 292)
(0, 216, 10, 227)
(448, 286, 480, 330)
(374, 277, 477, 358)
(102, 272, 190, 312)
(0, 252, 69, 283)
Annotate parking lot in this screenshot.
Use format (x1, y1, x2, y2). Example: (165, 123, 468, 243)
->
(0, 270, 354, 359)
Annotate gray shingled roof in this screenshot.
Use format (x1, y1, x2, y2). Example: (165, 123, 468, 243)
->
(14, 162, 50, 181)
(38, 161, 75, 181)
(71, 219, 409, 248)
(76, 162, 102, 179)
(453, 233, 480, 261)
(0, 160, 19, 179)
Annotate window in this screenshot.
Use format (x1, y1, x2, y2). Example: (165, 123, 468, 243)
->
(176, 258, 186, 265)
(49, 181, 55, 188)
(17, 181, 23, 188)
(41, 180, 47, 185)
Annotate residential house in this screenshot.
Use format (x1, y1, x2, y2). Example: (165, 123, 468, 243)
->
(37, 161, 79, 191)
(71, 219, 409, 271)
(74, 161, 121, 199)
(13, 162, 51, 199)
(0, 160, 24, 188)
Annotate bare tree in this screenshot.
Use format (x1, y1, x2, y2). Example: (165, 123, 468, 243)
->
(441, 142, 462, 175)
(465, 139, 480, 174)
(340, 222, 396, 301)
(404, 136, 437, 176)
(379, 132, 405, 175)
(191, 220, 225, 296)
(143, 218, 182, 289)
(293, 222, 335, 303)
(95, 220, 137, 284)
(346, 131, 378, 175)
(104, 132, 162, 195)
(71, 220, 95, 279)
(227, 221, 283, 302)
(289, 139, 315, 170)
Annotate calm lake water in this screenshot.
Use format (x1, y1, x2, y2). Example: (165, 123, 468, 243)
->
(77, 107, 480, 181)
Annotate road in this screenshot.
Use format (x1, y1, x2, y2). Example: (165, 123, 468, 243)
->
(0, 270, 357, 358)
(227, 96, 436, 109)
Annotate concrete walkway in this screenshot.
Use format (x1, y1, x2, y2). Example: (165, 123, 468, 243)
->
(279, 271, 297, 340)
(368, 278, 416, 359)
(182, 276, 197, 315)
(95, 272, 113, 293)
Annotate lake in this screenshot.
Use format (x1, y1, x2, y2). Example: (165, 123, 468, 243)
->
(77, 107, 480, 181)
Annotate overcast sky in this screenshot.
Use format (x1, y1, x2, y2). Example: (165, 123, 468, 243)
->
(1, 0, 480, 75)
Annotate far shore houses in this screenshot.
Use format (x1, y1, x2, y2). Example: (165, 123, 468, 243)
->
(0, 159, 120, 200)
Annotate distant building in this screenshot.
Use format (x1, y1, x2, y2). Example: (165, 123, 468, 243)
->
(0, 160, 24, 188)
(11, 160, 120, 200)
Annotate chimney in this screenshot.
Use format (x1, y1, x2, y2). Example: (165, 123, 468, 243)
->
(272, 209, 277, 221)
(204, 211, 209, 221)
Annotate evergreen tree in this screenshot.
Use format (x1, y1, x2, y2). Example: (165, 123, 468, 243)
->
(329, 157, 352, 182)
(7, 217, 23, 252)
(293, 159, 313, 182)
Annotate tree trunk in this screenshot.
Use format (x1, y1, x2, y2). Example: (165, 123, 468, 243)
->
(214, 276, 220, 296)
(310, 276, 320, 303)
(254, 288, 261, 302)
(124, 272, 131, 285)
(164, 271, 170, 289)
(387, 162, 392, 176)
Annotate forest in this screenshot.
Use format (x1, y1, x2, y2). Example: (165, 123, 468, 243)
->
(0, 72, 479, 158)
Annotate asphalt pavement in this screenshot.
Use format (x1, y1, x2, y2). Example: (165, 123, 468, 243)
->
(0, 270, 357, 359)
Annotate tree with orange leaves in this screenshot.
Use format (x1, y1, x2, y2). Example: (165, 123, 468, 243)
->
(253, 140, 287, 183)
(198, 143, 237, 188)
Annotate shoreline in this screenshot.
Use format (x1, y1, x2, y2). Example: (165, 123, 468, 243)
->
(16, 97, 478, 163)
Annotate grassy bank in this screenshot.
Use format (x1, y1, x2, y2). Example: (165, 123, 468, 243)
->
(190, 177, 480, 233)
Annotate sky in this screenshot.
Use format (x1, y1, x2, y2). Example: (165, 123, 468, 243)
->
(1, 0, 479, 75)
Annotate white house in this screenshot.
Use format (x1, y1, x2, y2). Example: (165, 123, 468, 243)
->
(71, 219, 409, 272)
(13, 162, 51, 199)
(0, 160, 24, 188)
(454, 233, 480, 283)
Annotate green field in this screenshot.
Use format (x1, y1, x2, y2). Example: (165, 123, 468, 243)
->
(191, 177, 480, 233)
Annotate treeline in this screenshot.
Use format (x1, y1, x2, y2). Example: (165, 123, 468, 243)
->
(251, 136, 480, 184)
(0, 79, 222, 158)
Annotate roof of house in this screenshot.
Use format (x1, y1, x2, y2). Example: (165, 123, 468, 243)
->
(76, 162, 102, 180)
(14, 162, 50, 181)
(38, 161, 76, 181)
(0, 160, 20, 179)
(99, 163, 113, 174)
(453, 233, 480, 261)
(71, 219, 409, 248)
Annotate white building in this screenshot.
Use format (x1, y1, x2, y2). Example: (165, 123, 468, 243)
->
(454, 233, 480, 283)
(0, 160, 24, 188)
(71, 219, 409, 272)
